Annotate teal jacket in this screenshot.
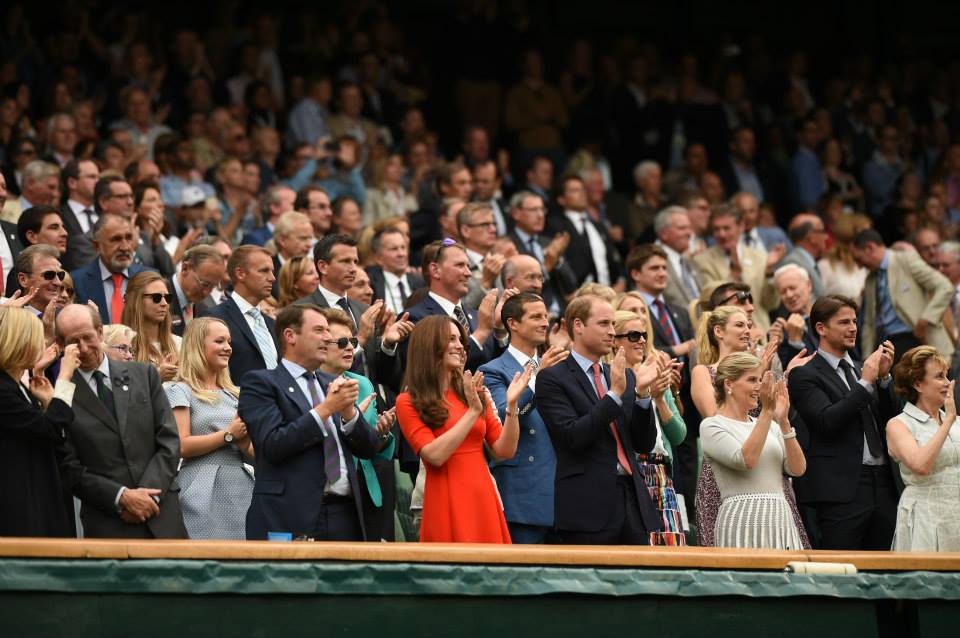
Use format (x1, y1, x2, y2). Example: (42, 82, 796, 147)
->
(344, 371, 395, 507)
(655, 388, 687, 462)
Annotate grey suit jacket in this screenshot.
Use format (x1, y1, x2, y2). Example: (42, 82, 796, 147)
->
(663, 253, 700, 311)
(60, 360, 186, 539)
(777, 247, 826, 300)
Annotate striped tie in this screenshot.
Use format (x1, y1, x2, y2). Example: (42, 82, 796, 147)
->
(304, 372, 342, 485)
(654, 298, 678, 345)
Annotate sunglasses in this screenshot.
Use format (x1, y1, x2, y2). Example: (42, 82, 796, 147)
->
(615, 330, 647, 342)
(31, 270, 66, 281)
(331, 337, 359, 350)
(719, 291, 753, 306)
(144, 293, 174, 304)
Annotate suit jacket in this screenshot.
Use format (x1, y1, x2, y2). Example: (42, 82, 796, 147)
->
(662, 252, 700, 311)
(546, 213, 624, 288)
(648, 296, 695, 359)
(240, 226, 273, 247)
(167, 275, 216, 337)
(365, 265, 424, 311)
(70, 260, 153, 324)
(479, 351, 556, 528)
(206, 295, 280, 386)
(402, 294, 499, 373)
(860, 249, 955, 356)
(60, 360, 186, 538)
(239, 364, 379, 540)
(787, 353, 899, 504)
(692, 244, 779, 333)
(59, 203, 91, 271)
(1, 220, 23, 295)
(0, 372, 73, 536)
(507, 230, 578, 311)
(777, 247, 825, 299)
(535, 355, 663, 534)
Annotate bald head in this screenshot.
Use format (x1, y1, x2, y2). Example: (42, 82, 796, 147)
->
(502, 254, 544, 295)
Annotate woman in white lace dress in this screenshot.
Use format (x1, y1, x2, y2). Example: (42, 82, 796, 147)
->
(700, 352, 807, 549)
(887, 346, 960, 551)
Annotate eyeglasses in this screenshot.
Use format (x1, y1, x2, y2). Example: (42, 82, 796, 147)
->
(143, 293, 173, 304)
(718, 291, 753, 306)
(27, 270, 66, 281)
(465, 220, 497, 228)
(615, 330, 647, 342)
(331, 337, 359, 349)
(191, 270, 216, 290)
(108, 343, 133, 355)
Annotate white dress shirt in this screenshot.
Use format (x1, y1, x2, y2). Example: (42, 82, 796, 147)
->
(564, 210, 611, 285)
(382, 270, 411, 316)
(507, 345, 538, 391)
(231, 290, 278, 366)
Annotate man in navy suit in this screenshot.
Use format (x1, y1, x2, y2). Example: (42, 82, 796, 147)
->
(536, 294, 663, 544)
(71, 213, 152, 325)
(480, 292, 566, 543)
(239, 303, 380, 540)
(206, 245, 279, 385)
(366, 227, 424, 316)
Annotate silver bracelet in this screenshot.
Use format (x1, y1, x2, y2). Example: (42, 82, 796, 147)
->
(782, 428, 797, 440)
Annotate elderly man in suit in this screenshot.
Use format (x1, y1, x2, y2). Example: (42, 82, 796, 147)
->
(479, 292, 566, 543)
(366, 226, 424, 316)
(653, 206, 700, 312)
(851, 228, 954, 363)
(778, 212, 828, 299)
(167, 245, 223, 336)
(536, 294, 662, 544)
(71, 214, 152, 325)
(240, 304, 380, 540)
(206, 245, 279, 385)
(693, 203, 781, 334)
(56, 304, 187, 538)
(770, 264, 819, 368)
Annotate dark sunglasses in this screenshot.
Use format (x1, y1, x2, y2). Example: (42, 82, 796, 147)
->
(332, 337, 359, 349)
(144, 293, 174, 304)
(719, 291, 753, 306)
(615, 330, 647, 343)
(32, 270, 66, 281)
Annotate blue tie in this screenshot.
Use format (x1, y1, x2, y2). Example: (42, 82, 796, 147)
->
(247, 307, 278, 368)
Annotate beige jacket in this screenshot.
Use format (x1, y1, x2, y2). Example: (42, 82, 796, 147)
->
(693, 245, 779, 334)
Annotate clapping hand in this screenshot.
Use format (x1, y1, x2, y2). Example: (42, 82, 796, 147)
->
(539, 344, 568, 369)
(358, 301, 382, 347)
(759, 337, 780, 373)
(773, 379, 791, 425)
(476, 289, 499, 333)
(158, 353, 178, 382)
(944, 380, 956, 426)
(548, 320, 570, 351)
(29, 375, 54, 408)
(375, 407, 396, 437)
(633, 351, 661, 391)
(609, 347, 628, 396)
(383, 311, 414, 346)
(4, 287, 38, 308)
(463, 370, 484, 414)
(758, 371, 777, 413)
(494, 288, 520, 330)
(785, 348, 815, 378)
(506, 361, 534, 408)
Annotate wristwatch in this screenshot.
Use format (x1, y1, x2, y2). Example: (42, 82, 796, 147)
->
(223, 431, 235, 444)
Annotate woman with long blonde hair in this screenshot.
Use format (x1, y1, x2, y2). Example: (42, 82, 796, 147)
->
(164, 317, 253, 539)
(122, 270, 180, 381)
(277, 255, 321, 308)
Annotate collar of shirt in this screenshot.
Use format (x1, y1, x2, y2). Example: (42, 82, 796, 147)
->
(318, 284, 347, 308)
(20, 196, 34, 210)
(817, 347, 855, 372)
(507, 345, 537, 368)
(231, 290, 257, 315)
(465, 248, 485, 269)
(98, 260, 129, 282)
(78, 354, 111, 389)
(281, 358, 316, 382)
(67, 199, 91, 216)
(570, 348, 601, 376)
(878, 249, 890, 273)
(172, 273, 189, 310)
(514, 227, 537, 245)
(564, 210, 588, 228)
(382, 269, 408, 289)
(428, 291, 461, 317)
(637, 290, 665, 312)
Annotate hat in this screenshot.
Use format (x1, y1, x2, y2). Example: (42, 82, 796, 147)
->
(181, 186, 206, 207)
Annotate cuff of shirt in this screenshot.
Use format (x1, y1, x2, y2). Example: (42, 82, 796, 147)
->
(53, 379, 76, 407)
(340, 409, 360, 434)
(470, 335, 484, 350)
(787, 339, 805, 350)
(607, 391, 622, 406)
(635, 397, 652, 409)
(857, 378, 876, 394)
(114, 486, 127, 512)
(380, 339, 398, 356)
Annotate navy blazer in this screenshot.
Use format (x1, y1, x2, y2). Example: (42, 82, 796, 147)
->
(205, 296, 279, 386)
(535, 354, 662, 535)
(240, 226, 273, 247)
(70, 260, 153, 324)
(239, 364, 379, 540)
(787, 352, 899, 504)
(402, 293, 498, 372)
(479, 350, 556, 528)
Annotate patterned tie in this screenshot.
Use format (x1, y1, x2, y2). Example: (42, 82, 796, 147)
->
(528, 236, 544, 265)
(93, 370, 117, 419)
(247, 307, 278, 368)
(654, 298, 678, 345)
(110, 274, 125, 324)
(591, 363, 633, 475)
(304, 371, 342, 486)
(453, 305, 470, 331)
(679, 257, 699, 299)
(838, 360, 883, 457)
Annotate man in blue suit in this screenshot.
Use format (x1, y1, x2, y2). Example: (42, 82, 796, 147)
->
(480, 292, 567, 543)
(239, 303, 380, 541)
(536, 294, 663, 544)
(71, 213, 152, 325)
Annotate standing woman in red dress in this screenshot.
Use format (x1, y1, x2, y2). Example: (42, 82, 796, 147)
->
(397, 315, 530, 543)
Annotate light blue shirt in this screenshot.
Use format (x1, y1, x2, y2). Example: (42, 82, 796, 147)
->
(569, 349, 651, 409)
(876, 251, 912, 339)
(791, 146, 826, 209)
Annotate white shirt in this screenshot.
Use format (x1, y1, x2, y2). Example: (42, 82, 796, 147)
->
(564, 210, 610, 285)
(0, 226, 14, 289)
(280, 358, 359, 496)
(382, 270, 410, 316)
(465, 248, 485, 276)
(739, 227, 767, 255)
(67, 199, 97, 234)
(507, 345, 538, 391)
(231, 290, 278, 366)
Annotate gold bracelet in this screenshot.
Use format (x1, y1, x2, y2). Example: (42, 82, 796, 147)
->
(506, 409, 519, 417)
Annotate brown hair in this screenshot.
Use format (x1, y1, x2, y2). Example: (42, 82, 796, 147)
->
(227, 244, 272, 282)
(893, 345, 950, 404)
(564, 294, 605, 340)
(420, 239, 467, 281)
(810, 294, 859, 331)
(625, 243, 667, 276)
(122, 270, 178, 366)
(827, 213, 872, 270)
(402, 315, 484, 429)
(274, 303, 323, 355)
(277, 255, 313, 308)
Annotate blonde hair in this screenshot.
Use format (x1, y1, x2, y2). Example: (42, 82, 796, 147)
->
(574, 282, 617, 301)
(176, 317, 239, 403)
(0, 306, 44, 375)
(714, 352, 760, 405)
(102, 323, 135, 347)
(612, 308, 656, 361)
(893, 345, 950, 404)
(696, 305, 747, 366)
(122, 271, 178, 367)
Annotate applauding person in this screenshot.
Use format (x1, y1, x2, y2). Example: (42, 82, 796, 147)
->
(165, 317, 253, 540)
(887, 346, 960, 551)
(397, 315, 526, 543)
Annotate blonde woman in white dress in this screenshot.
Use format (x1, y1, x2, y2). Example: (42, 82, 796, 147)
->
(700, 352, 807, 549)
(887, 346, 960, 551)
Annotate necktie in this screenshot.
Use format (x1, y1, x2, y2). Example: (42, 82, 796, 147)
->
(654, 298, 678, 346)
(591, 363, 633, 475)
(875, 269, 889, 339)
(397, 278, 409, 304)
(110, 274, 125, 324)
(93, 370, 117, 419)
(336, 297, 356, 324)
(528, 236, 543, 264)
(304, 371, 343, 485)
(744, 233, 753, 247)
(680, 257, 699, 299)
(247, 307, 278, 368)
(82, 208, 95, 231)
(579, 216, 589, 238)
(453, 305, 470, 332)
(838, 360, 883, 457)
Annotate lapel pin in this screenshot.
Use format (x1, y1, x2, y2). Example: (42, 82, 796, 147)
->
(289, 387, 295, 392)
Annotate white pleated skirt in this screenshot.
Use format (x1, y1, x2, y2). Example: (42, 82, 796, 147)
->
(714, 492, 803, 550)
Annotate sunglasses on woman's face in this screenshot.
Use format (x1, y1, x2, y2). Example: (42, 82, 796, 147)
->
(332, 337, 359, 350)
(33, 270, 66, 281)
(719, 291, 753, 306)
(144, 293, 174, 304)
(615, 330, 647, 343)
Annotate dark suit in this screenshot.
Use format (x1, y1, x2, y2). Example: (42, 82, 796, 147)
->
(60, 360, 187, 538)
(0, 371, 73, 537)
(239, 364, 380, 540)
(546, 212, 623, 288)
(402, 293, 498, 373)
(787, 352, 899, 550)
(59, 203, 92, 271)
(167, 275, 216, 337)
(206, 295, 279, 386)
(365, 265, 424, 311)
(68, 231, 175, 277)
(1, 220, 23, 295)
(536, 354, 663, 543)
(70, 260, 153, 324)
(240, 226, 273, 247)
(507, 230, 578, 312)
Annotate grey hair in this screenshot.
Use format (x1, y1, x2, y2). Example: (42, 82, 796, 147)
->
(509, 190, 543, 212)
(632, 160, 661, 185)
(940, 241, 960, 261)
(23, 160, 60, 182)
(653, 205, 689, 235)
(773, 263, 810, 285)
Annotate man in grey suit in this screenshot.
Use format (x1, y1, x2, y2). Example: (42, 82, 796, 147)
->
(778, 212, 828, 300)
(653, 206, 701, 312)
(168, 245, 223, 336)
(57, 304, 186, 539)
